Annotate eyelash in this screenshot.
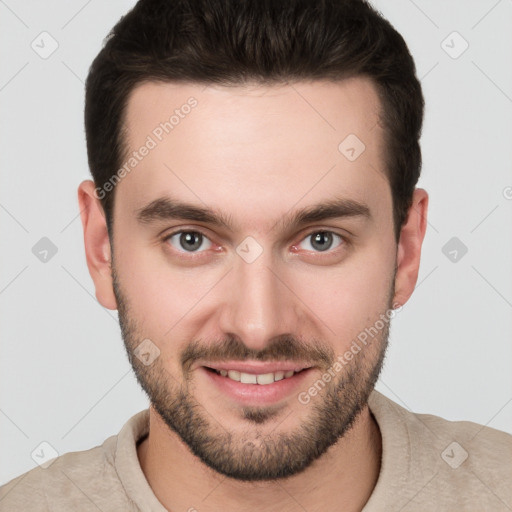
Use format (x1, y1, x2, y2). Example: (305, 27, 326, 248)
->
(162, 229, 348, 257)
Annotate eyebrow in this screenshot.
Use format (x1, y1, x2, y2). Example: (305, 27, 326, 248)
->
(135, 196, 371, 232)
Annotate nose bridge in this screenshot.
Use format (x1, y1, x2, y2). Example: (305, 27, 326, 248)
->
(219, 248, 296, 350)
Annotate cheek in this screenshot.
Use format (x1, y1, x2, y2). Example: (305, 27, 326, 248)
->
(291, 242, 395, 349)
(114, 241, 219, 339)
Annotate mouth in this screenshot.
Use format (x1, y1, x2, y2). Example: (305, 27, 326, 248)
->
(198, 361, 315, 405)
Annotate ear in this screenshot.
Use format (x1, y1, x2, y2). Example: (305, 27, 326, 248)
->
(77, 180, 117, 310)
(393, 188, 429, 308)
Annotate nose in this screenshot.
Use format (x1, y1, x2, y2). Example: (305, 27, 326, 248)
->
(217, 249, 300, 352)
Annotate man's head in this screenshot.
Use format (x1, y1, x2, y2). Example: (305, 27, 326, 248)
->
(79, 0, 428, 482)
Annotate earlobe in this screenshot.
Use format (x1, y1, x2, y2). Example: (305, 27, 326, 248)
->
(392, 188, 429, 308)
(78, 180, 118, 310)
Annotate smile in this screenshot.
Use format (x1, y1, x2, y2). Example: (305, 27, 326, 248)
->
(199, 361, 315, 405)
(208, 368, 304, 385)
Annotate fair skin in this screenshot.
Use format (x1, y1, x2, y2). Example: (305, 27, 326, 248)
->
(78, 77, 428, 511)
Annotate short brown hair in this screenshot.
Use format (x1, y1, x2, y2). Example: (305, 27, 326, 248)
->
(85, 0, 424, 242)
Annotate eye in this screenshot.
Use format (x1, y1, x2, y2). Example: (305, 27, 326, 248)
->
(165, 231, 212, 253)
(298, 231, 344, 252)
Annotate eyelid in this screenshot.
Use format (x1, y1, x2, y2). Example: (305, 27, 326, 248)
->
(162, 227, 210, 240)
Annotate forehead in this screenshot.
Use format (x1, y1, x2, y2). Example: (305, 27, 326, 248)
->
(117, 78, 389, 231)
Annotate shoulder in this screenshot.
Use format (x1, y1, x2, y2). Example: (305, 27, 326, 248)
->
(383, 391, 512, 468)
(0, 434, 133, 512)
(368, 390, 512, 510)
(370, 389, 512, 456)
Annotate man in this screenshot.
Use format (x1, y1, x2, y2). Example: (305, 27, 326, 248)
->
(1, 0, 510, 510)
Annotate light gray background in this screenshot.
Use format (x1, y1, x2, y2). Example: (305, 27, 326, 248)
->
(1, 0, 511, 486)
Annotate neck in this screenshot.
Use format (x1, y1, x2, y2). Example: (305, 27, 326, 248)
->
(137, 405, 382, 512)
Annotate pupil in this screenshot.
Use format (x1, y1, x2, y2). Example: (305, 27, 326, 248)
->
(181, 232, 202, 251)
(312, 232, 332, 251)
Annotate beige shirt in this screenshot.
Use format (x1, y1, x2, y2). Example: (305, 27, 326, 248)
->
(1, 390, 510, 511)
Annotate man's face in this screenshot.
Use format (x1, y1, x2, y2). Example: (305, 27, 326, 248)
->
(110, 78, 398, 480)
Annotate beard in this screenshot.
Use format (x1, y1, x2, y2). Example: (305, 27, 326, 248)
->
(112, 265, 394, 482)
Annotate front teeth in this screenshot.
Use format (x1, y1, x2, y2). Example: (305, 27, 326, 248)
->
(216, 369, 299, 385)
(227, 370, 240, 381)
(255, 373, 273, 385)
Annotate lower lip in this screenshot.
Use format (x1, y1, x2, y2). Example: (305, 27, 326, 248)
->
(200, 367, 314, 405)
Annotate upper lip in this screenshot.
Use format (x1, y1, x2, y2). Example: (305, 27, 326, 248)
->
(199, 361, 314, 374)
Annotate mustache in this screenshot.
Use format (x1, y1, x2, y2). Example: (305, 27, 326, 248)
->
(181, 334, 335, 372)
